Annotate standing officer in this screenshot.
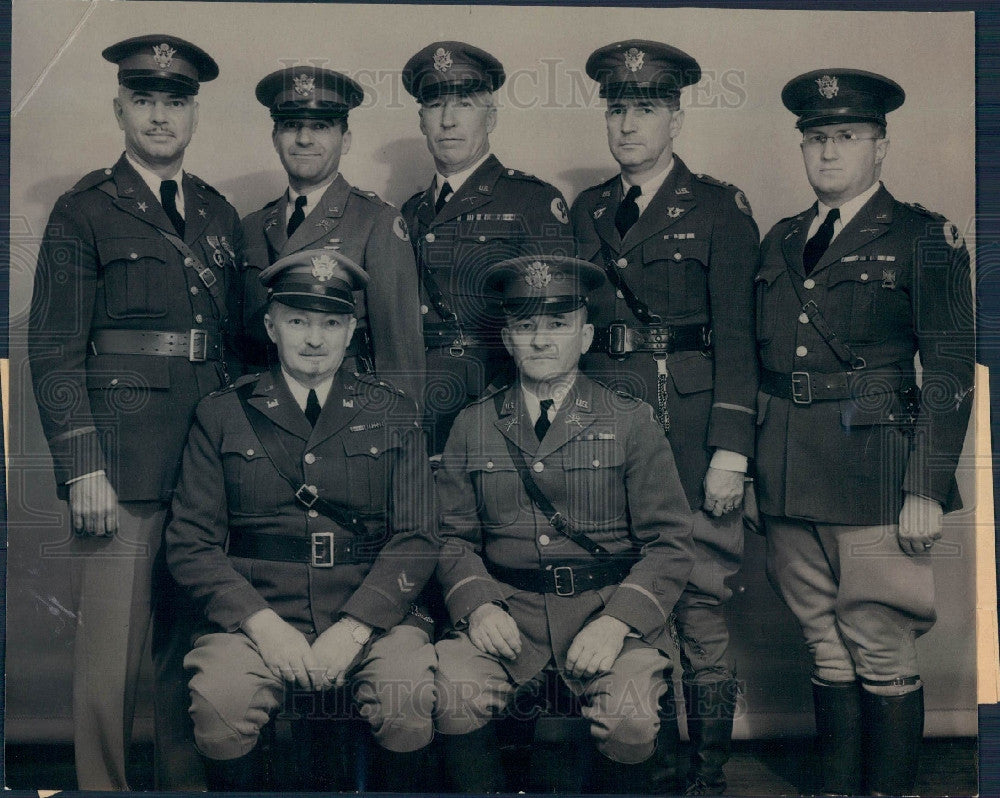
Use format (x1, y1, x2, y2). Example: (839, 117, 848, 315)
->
(433, 255, 695, 793)
(165, 250, 439, 792)
(571, 40, 759, 795)
(27, 35, 244, 790)
(401, 42, 576, 454)
(242, 65, 424, 403)
(757, 70, 974, 796)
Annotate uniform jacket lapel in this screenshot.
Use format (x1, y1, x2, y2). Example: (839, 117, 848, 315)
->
(283, 175, 350, 255)
(781, 205, 816, 277)
(593, 179, 624, 253)
(245, 368, 313, 441)
(620, 156, 697, 252)
(432, 154, 503, 226)
(412, 182, 437, 233)
(811, 185, 894, 275)
(181, 173, 212, 244)
(493, 384, 538, 457)
(308, 370, 366, 448)
(108, 155, 175, 234)
(263, 195, 288, 257)
(534, 375, 598, 461)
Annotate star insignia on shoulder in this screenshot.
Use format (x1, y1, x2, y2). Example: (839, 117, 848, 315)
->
(137, 201, 147, 212)
(198, 208, 207, 218)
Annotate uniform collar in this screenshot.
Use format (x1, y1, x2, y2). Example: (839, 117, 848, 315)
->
(287, 174, 339, 221)
(280, 368, 336, 413)
(620, 155, 675, 214)
(436, 151, 492, 199)
(126, 152, 185, 216)
(814, 179, 882, 236)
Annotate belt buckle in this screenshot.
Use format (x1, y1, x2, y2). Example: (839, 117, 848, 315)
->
(790, 371, 812, 405)
(311, 531, 335, 568)
(553, 566, 575, 597)
(608, 322, 628, 356)
(295, 484, 319, 509)
(188, 329, 208, 362)
(197, 265, 218, 289)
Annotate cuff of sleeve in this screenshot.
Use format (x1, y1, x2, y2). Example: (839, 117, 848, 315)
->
(444, 577, 508, 627)
(51, 427, 107, 486)
(602, 584, 667, 639)
(902, 464, 950, 507)
(65, 469, 107, 485)
(341, 585, 409, 632)
(206, 585, 270, 633)
(707, 409, 756, 458)
(709, 450, 748, 473)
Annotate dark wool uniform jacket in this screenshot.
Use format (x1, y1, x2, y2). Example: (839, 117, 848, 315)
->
(241, 174, 425, 403)
(571, 156, 760, 510)
(754, 184, 974, 524)
(435, 374, 695, 683)
(165, 368, 439, 636)
(28, 154, 246, 502)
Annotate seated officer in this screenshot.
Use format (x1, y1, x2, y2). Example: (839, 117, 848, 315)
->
(433, 255, 695, 793)
(165, 249, 438, 791)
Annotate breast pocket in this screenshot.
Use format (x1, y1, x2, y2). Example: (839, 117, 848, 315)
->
(754, 263, 785, 344)
(562, 439, 626, 525)
(827, 263, 906, 345)
(342, 432, 400, 513)
(467, 457, 521, 527)
(97, 237, 170, 319)
(642, 238, 710, 316)
(220, 434, 282, 516)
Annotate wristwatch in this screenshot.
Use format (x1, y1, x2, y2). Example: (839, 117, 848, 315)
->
(342, 616, 372, 646)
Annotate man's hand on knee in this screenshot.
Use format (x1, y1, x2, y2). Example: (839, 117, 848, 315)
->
(703, 467, 745, 517)
(312, 617, 372, 688)
(897, 493, 944, 556)
(241, 608, 321, 690)
(468, 603, 522, 660)
(566, 615, 631, 679)
(68, 473, 119, 536)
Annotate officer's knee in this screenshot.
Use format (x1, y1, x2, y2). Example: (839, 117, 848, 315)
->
(189, 683, 272, 761)
(592, 713, 659, 764)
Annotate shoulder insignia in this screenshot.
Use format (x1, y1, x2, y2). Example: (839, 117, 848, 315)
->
(355, 372, 406, 396)
(551, 196, 569, 224)
(68, 168, 115, 195)
(393, 215, 410, 241)
(903, 201, 946, 222)
(186, 173, 225, 199)
(471, 382, 509, 405)
(693, 172, 732, 189)
(350, 185, 389, 206)
(210, 373, 260, 396)
(590, 377, 641, 404)
(734, 190, 753, 217)
(502, 167, 545, 185)
(943, 219, 965, 250)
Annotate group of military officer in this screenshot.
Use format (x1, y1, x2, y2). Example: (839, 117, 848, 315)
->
(28, 29, 973, 798)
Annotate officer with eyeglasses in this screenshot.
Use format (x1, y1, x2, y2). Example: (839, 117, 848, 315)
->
(755, 69, 973, 795)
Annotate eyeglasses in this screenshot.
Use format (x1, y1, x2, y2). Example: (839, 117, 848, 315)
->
(800, 131, 884, 149)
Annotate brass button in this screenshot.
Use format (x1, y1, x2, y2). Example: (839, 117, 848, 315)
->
(616, 289, 625, 300)
(184, 257, 195, 266)
(796, 346, 808, 357)
(539, 534, 551, 546)
(799, 313, 809, 324)
(532, 461, 544, 473)
(616, 257, 628, 268)
(425, 232, 436, 243)
(369, 446, 379, 455)
(246, 448, 254, 456)
(592, 459, 601, 468)
(860, 273, 869, 281)
(673, 251, 682, 261)
(190, 286, 199, 295)
(803, 279, 816, 290)
(110, 378, 119, 386)
(129, 252, 138, 260)
(486, 461, 494, 470)
(195, 314, 203, 323)
(304, 453, 316, 464)
(308, 509, 319, 518)
(478, 235, 487, 242)
(420, 304, 429, 315)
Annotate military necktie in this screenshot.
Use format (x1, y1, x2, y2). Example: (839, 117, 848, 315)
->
(435, 181, 453, 215)
(305, 389, 321, 427)
(287, 195, 308, 239)
(534, 399, 554, 441)
(802, 207, 840, 275)
(159, 179, 185, 239)
(615, 184, 642, 238)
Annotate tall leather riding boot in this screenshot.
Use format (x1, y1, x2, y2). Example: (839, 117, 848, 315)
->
(590, 746, 656, 795)
(683, 678, 738, 795)
(440, 722, 504, 793)
(648, 679, 683, 793)
(203, 746, 264, 792)
(861, 686, 924, 796)
(368, 745, 430, 792)
(812, 680, 863, 796)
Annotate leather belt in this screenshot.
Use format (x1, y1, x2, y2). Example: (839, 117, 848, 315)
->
(760, 366, 913, 406)
(89, 329, 222, 362)
(227, 530, 380, 567)
(593, 323, 710, 357)
(486, 557, 637, 597)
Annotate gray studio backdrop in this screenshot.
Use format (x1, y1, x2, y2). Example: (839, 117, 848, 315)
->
(8, 0, 978, 742)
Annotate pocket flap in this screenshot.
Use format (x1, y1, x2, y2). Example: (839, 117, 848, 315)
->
(562, 439, 625, 471)
(828, 262, 877, 287)
(670, 353, 714, 395)
(96, 237, 169, 266)
(643, 237, 709, 265)
(220, 434, 268, 460)
(755, 263, 784, 286)
(343, 429, 397, 458)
